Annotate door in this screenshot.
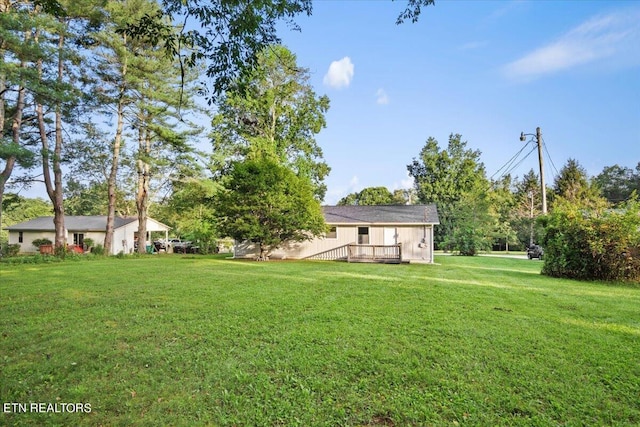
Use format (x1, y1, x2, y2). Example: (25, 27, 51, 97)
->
(383, 227, 397, 245)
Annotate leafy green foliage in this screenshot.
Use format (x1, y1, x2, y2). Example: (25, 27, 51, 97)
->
(395, 0, 436, 24)
(158, 176, 221, 254)
(486, 175, 520, 251)
(213, 158, 326, 259)
(444, 190, 494, 255)
(511, 169, 545, 247)
(0, 141, 36, 168)
(91, 243, 105, 255)
(2, 243, 20, 257)
(540, 199, 640, 282)
(338, 186, 395, 206)
(553, 158, 602, 206)
(408, 133, 489, 250)
(0, 194, 53, 246)
(211, 45, 330, 199)
(121, 0, 435, 98)
(32, 238, 53, 248)
(594, 163, 640, 205)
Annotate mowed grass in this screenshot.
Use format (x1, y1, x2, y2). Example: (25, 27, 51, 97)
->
(0, 255, 638, 426)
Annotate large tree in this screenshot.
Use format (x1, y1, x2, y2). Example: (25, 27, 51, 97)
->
(86, 0, 161, 253)
(0, 0, 45, 247)
(211, 45, 330, 199)
(213, 157, 326, 260)
(407, 133, 488, 250)
(29, 0, 105, 252)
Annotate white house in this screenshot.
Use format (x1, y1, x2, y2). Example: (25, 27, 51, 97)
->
(5, 216, 170, 255)
(234, 204, 439, 263)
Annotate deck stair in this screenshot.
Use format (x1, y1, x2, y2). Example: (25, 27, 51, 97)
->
(304, 243, 351, 261)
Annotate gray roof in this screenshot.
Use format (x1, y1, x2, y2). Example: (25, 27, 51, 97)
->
(5, 216, 138, 231)
(323, 205, 439, 225)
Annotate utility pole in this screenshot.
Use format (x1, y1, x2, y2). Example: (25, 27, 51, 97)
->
(520, 127, 547, 214)
(536, 127, 547, 214)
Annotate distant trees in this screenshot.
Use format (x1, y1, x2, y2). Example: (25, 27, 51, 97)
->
(338, 187, 394, 206)
(511, 170, 544, 247)
(594, 163, 640, 205)
(553, 158, 602, 206)
(407, 133, 490, 253)
(0, 194, 52, 251)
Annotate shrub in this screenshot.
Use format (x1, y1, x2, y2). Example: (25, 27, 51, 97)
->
(1, 243, 21, 257)
(540, 199, 640, 282)
(32, 238, 53, 248)
(91, 244, 105, 255)
(83, 238, 94, 249)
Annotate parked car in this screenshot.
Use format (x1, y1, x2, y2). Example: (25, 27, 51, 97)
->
(153, 239, 167, 251)
(527, 244, 544, 260)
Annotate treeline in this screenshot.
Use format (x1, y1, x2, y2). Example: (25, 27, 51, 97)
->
(340, 134, 640, 265)
(1, 0, 332, 257)
(0, 0, 206, 254)
(1, 0, 435, 255)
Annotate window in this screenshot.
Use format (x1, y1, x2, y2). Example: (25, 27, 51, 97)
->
(326, 226, 337, 239)
(358, 227, 369, 244)
(73, 233, 84, 246)
(18, 232, 23, 243)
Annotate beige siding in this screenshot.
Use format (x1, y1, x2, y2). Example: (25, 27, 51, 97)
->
(396, 225, 434, 263)
(7, 217, 169, 255)
(9, 231, 56, 253)
(234, 223, 435, 263)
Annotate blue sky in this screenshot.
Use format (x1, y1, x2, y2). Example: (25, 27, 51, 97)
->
(275, 0, 640, 204)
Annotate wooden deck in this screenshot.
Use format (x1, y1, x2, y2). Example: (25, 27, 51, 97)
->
(306, 243, 403, 263)
(347, 243, 402, 263)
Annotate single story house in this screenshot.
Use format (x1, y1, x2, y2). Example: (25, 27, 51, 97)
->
(5, 215, 170, 255)
(234, 204, 439, 263)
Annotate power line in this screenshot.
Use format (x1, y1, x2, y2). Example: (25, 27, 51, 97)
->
(503, 145, 538, 178)
(490, 141, 536, 179)
(541, 136, 559, 179)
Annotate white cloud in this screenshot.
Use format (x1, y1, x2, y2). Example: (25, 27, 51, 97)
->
(323, 57, 354, 89)
(392, 172, 414, 190)
(504, 9, 640, 81)
(324, 175, 360, 205)
(375, 88, 389, 105)
(458, 40, 488, 51)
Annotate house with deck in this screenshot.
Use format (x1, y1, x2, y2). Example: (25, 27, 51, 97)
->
(5, 216, 170, 255)
(234, 204, 439, 263)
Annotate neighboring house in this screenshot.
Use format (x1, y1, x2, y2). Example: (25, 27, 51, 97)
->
(234, 204, 439, 263)
(5, 216, 170, 255)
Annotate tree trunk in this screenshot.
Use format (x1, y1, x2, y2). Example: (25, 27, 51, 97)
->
(135, 126, 151, 254)
(36, 27, 67, 253)
(0, 48, 26, 251)
(104, 55, 127, 255)
(258, 242, 269, 261)
(52, 32, 66, 251)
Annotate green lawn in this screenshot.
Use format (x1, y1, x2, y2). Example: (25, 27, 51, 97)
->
(1, 255, 638, 426)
